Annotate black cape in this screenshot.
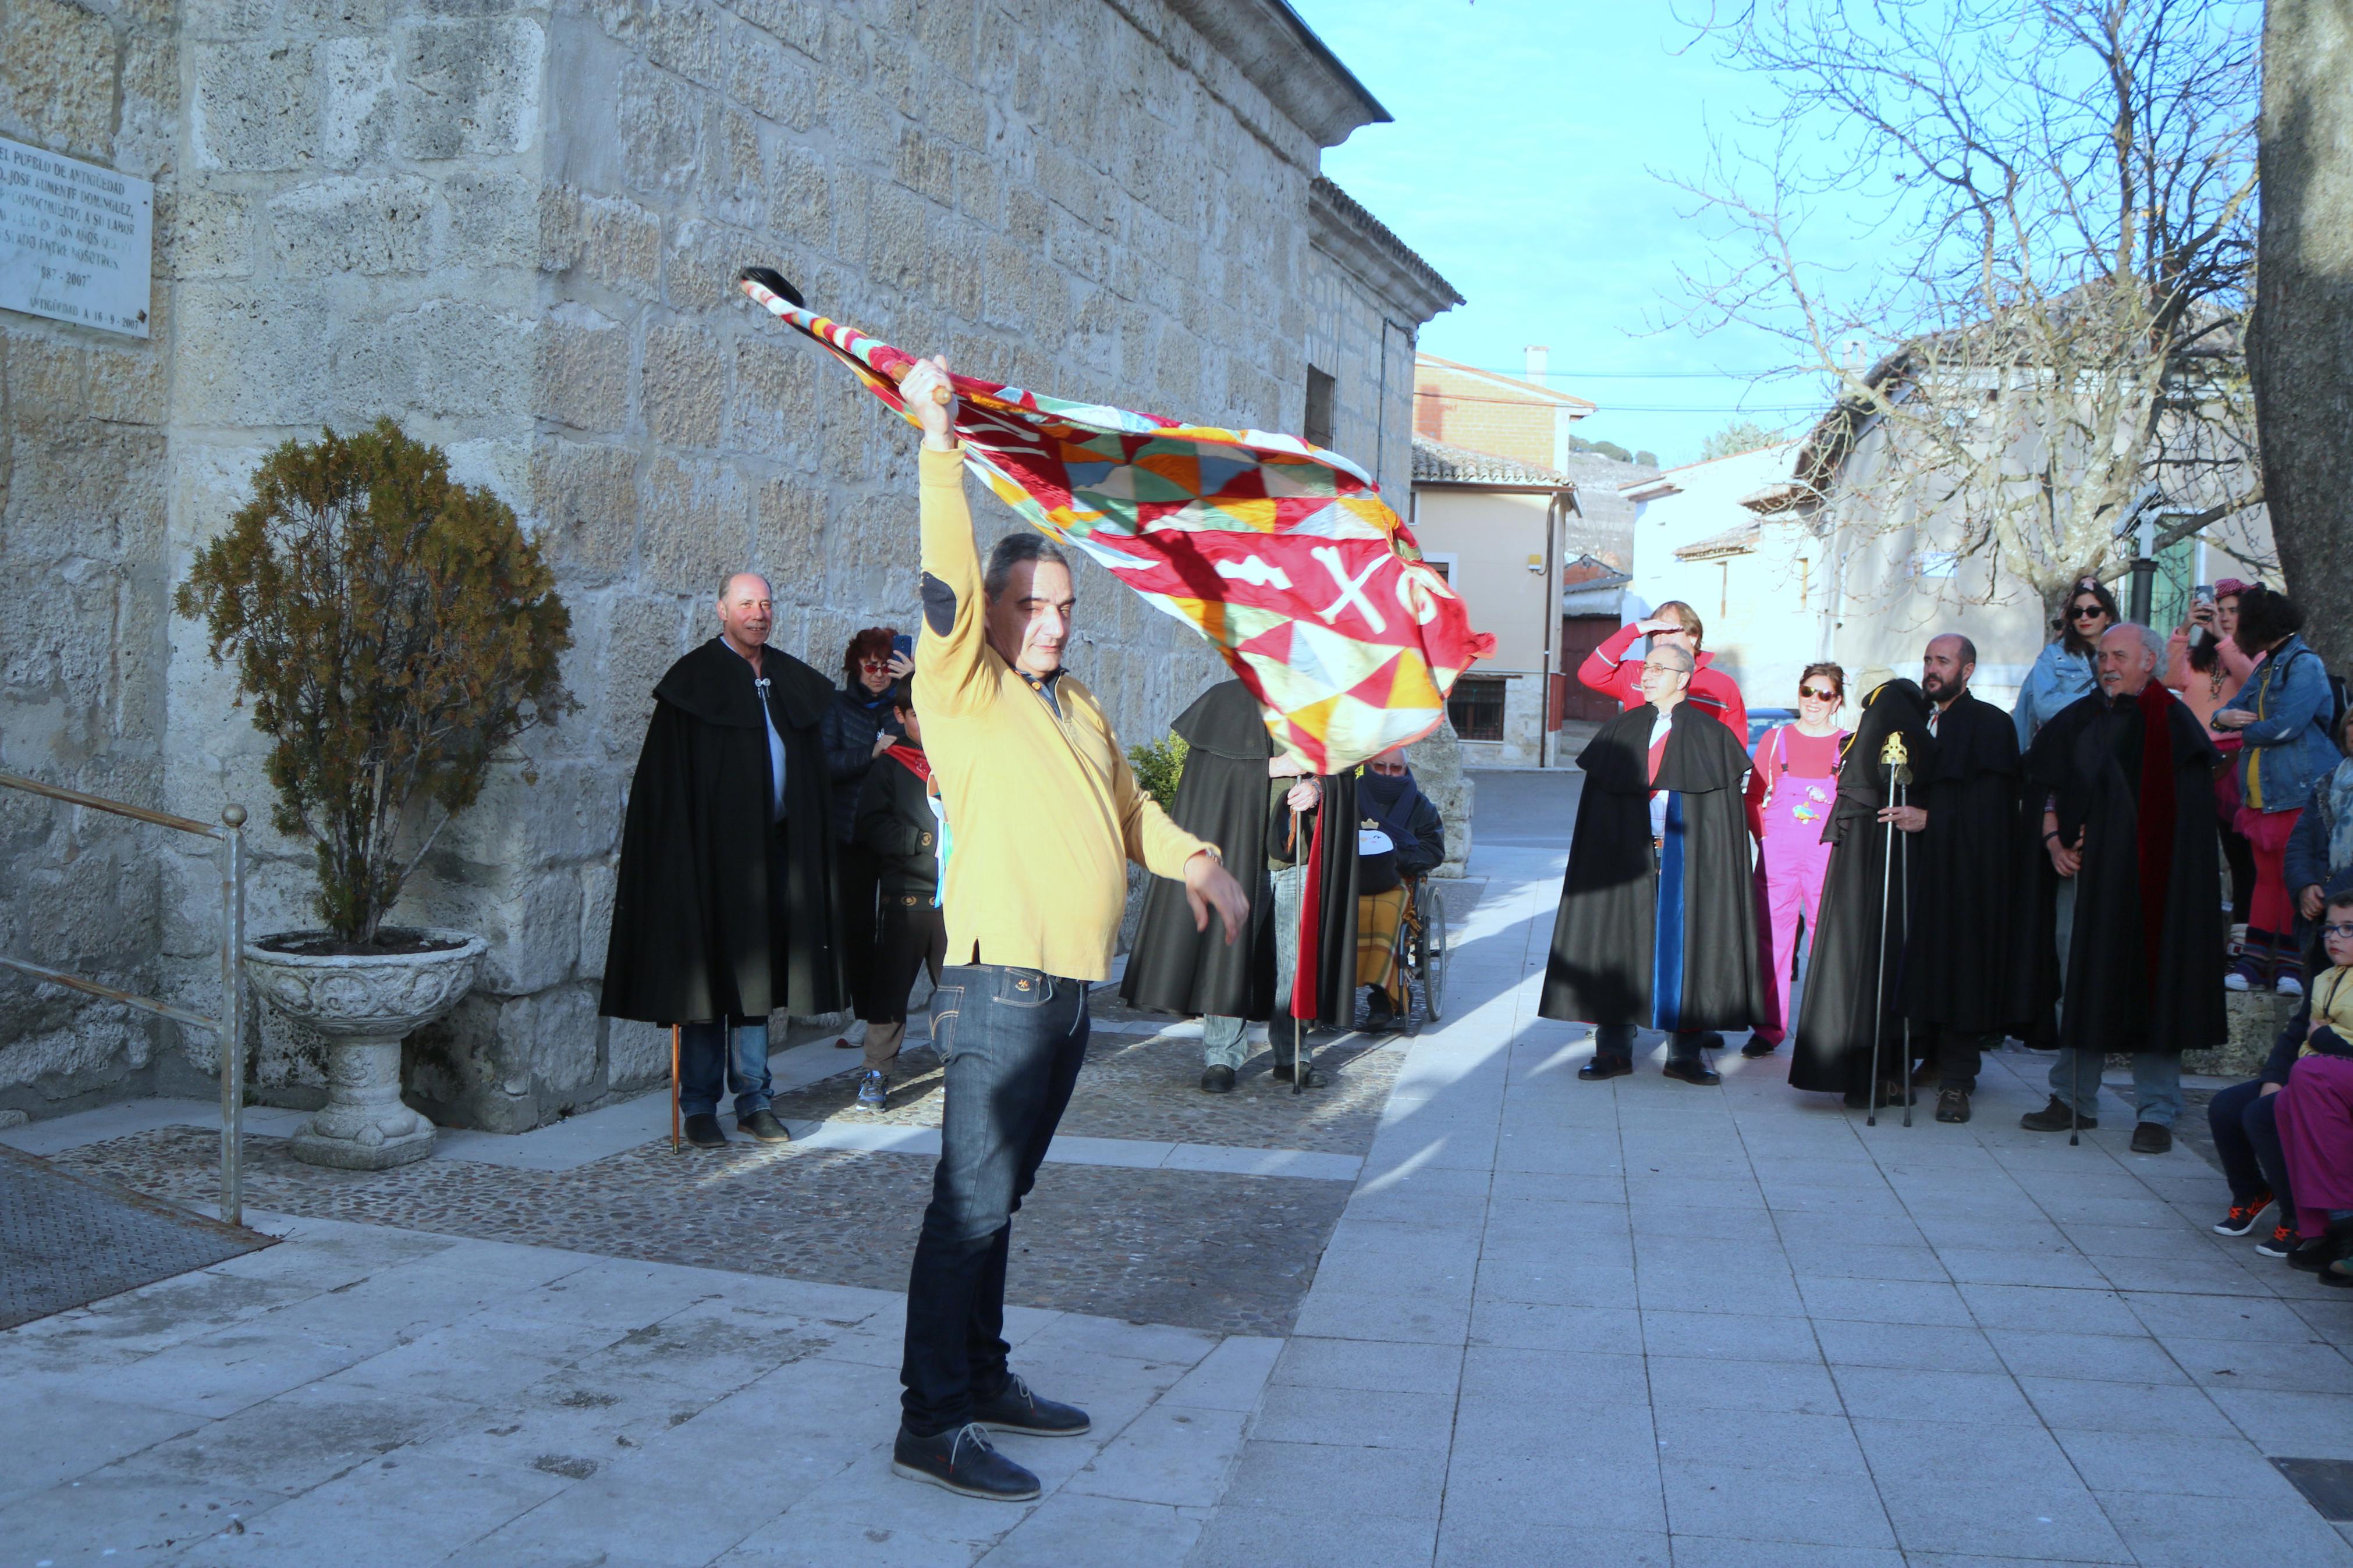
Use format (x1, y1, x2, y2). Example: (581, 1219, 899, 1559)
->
(1540, 703, 1768, 1032)
(1903, 691, 2028, 1036)
(599, 638, 847, 1023)
(1120, 681, 1360, 1027)
(1789, 680, 1936, 1095)
(2019, 686, 2226, 1054)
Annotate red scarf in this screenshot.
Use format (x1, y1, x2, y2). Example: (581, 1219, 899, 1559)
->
(886, 743, 932, 783)
(2135, 682, 2177, 993)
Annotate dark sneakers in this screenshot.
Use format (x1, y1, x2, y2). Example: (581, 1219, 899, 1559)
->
(2214, 1192, 2274, 1237)
(891, 1423, 1041, 1501)
(682, 1112, 727, 1148)
(972, 1375, 1091, 1438)
(2128, 1122, 2173, 1155)
(1936, 1089, 1971, 1124)
(1580, 1055, 1633, 1081)
(2256, 1224, 2298, 1259)
(2020, 1096, 2095, 1132)
(738, 1108, 791, 1143)
(1200, 1065, 1236, 1094)
(1661, 1059, 1722, 1087)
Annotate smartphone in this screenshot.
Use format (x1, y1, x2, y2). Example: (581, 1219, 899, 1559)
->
(892, 632, 914, 660)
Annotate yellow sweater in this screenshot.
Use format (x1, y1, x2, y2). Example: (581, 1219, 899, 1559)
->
(916, 445, 1211, 980)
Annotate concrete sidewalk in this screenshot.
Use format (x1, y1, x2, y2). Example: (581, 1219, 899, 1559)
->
(1184, 843, 2353, 1566)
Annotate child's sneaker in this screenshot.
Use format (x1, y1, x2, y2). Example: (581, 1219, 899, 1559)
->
(2225, 952, 2261, 991)
(856, 1069, 888, 1111)
(2214, 1192, 2274, 1236)
(2277, 969, 2305, 997)
(2256, 1224, 2298, 1259)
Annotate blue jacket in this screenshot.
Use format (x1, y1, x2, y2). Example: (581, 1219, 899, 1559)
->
(2220, 635, 2338, 813)
(2011, 640, 2097, 747)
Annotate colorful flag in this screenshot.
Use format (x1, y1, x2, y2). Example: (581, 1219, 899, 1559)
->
(739, 273, 1493, 773)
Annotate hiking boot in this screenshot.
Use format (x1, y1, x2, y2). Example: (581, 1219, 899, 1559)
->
(1935, 1088, 1971, 1124)
(1580, 1054, 1633, 1081)
(1199, 1065, 1236, 1094)
(2129, 1122, 2173, 1155)
(971, 1374, 1090, 1438)
(1661, 1058, 1722, 1087)
(2255, 1224, 2298, 1259)
(856, 1070, 888, 1111)
(682, 1112, 727, 1149)
(2213, 1192, 2274, 1236)
(738, 1108, 791, 1143)
(890, 1423, 1040, 1501)
(1740, 1033, 1780, 1058)
(2020, 1096, 2095, 1133)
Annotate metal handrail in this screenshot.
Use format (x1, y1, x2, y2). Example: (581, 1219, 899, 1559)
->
(0, 772, 249, 1225)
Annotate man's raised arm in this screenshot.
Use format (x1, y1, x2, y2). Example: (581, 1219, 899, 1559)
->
(903, 356, 992, 712)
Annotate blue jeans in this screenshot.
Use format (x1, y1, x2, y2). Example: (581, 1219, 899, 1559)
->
(677, 1016, 772, 1119)
(2048, 1049, 2182, 1128)
(1204, 867, 1308, 1068)
(900, 965, 1088, 1435)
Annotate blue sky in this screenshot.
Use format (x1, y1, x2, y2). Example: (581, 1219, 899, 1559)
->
(1290, 0, 1832, 465)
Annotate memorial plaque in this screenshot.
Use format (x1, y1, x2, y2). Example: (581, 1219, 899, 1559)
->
(0, 136, 154, 338)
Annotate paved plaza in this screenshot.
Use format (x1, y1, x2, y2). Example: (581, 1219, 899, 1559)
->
(5, 773, 2353, 1565)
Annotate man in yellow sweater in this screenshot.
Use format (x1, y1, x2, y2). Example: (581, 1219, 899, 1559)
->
(890, 354, 1250, 1502)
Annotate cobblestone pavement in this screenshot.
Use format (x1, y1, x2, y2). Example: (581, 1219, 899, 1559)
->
(51, 1125, 1348, 1337)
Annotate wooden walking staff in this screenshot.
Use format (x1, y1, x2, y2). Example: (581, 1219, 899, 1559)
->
(670, 1024, 681, 1154)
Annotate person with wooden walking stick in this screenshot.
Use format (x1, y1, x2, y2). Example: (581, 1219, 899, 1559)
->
(598, 573, 847, 1149)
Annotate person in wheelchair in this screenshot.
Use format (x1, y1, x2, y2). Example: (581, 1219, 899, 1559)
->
(1358, 748, 1447, 1030)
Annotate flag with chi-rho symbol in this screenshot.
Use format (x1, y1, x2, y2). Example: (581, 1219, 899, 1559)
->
(740, 273, 1494, 774)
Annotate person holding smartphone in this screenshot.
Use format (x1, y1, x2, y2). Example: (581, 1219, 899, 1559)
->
(821, 628, 915, 1041)
(2168, 579, 2259, 947)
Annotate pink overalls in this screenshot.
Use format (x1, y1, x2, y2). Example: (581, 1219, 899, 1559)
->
(1749, 725, 1845, 1043)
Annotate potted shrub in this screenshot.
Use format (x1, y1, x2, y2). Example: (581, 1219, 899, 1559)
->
(177, 421, 572, 1169)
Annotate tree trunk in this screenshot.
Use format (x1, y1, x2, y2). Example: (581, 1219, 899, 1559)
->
(2252, 1, 2353, 670)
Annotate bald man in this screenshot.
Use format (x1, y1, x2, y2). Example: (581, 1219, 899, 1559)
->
(601, 572, 847, 1148)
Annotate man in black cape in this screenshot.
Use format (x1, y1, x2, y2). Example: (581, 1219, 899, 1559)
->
(1121, 678, 1358, 1092)
(600, 572, 847, 1147)
(1789, 678, 1935, 1107)
(1901, 635, 2028, 1125)
(1541, 645, 1767, 1084)
(2015, 621, 2225, 1153)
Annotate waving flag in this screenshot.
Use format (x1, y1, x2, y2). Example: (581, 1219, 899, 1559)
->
(738, 270, 1493, 773)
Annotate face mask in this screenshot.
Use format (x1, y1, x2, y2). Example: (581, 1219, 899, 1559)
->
(1362, 771, 1410, 808)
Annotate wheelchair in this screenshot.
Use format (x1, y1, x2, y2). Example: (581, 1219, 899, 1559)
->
(1390, 874, 1449, 1034)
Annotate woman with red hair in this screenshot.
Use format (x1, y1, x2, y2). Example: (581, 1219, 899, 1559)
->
(821, 627, 911, 1038)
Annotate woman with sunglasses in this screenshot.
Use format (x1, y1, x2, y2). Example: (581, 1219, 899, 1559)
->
(821, 628, 915, 1043)
(1738, 663, 1848, 1057)
(2010, 578, 2118, 747)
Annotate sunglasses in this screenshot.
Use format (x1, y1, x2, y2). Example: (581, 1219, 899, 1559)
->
(1800, 686, 1838, 701)
(2068, 604, 2107, 620)
(2325, 923, 2353, 940)
(858, 657, 892, 670)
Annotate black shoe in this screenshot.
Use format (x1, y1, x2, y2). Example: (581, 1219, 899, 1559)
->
(1740, 1034, 1780, 1058)
(1364, 1001, 1398, 1032)
(890, 1423, 1041, 1501)
(738, 1108, 791, 1144)
(2288, 1234, 2340, 1272)
(682, 1112, 727, 1148)
(1270, 1061, 1323, 1087)
(1200, 1065, 1236, 1094)
(2129, 1122, 2173, 1155)
(2020, 1096, 2095, 1133)
(2256, 1225, 2298, 1259)
(1935, 1089, 1971, 1124)
(971, 1374, 1091, 1438)
(2322, 1260, 2353, 1289)
(2213, 1192, 2274, 1236)
(1579, 1054, 1633, 1081)
(1662, 1059, 1722, 1087)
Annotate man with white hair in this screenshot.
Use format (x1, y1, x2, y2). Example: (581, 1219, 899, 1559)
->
(601, 571, 846, 1149)
(2018, 619, 2228, 1151)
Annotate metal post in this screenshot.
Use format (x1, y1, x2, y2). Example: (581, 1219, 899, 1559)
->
(219, 805, 248, 1226)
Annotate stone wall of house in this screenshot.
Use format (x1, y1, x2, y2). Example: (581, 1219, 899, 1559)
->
(2, 0, 1454, 1127)
(0, 0, 193, 1119)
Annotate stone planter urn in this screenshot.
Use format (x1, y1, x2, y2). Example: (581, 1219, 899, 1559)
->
(243, 927, 487, 1170)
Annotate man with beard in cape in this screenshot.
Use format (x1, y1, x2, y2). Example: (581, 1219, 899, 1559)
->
(1541, 644, 1767, 1083)
(1902, 635, 2028, 1124)
(1122, 679, 1359, 1091)
(2015, 621, 2227, 1152)
(600, 572, 846, 1147)
(1788, 678, 1935, 1108)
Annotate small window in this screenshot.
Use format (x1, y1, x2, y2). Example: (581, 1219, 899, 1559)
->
(1449, 676, 1507, 741)
(1305, 365, 1337, 450)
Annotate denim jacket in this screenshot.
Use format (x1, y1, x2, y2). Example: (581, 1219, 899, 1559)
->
(2220, 635, 2339, 813)
(2010, 640, 2097, 748)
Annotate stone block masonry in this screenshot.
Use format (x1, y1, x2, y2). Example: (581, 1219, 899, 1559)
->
(3, 0, 1461, 1132)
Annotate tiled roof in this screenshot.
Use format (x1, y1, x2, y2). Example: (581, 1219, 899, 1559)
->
(1673, 522, 1762, 561)
(1411, 436, 1576, 488)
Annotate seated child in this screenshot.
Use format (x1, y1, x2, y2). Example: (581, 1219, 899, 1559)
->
(2276, 890, 2353, 1285)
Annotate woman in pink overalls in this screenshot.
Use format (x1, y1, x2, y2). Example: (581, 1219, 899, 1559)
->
(1741, 663, 1849, 1057)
